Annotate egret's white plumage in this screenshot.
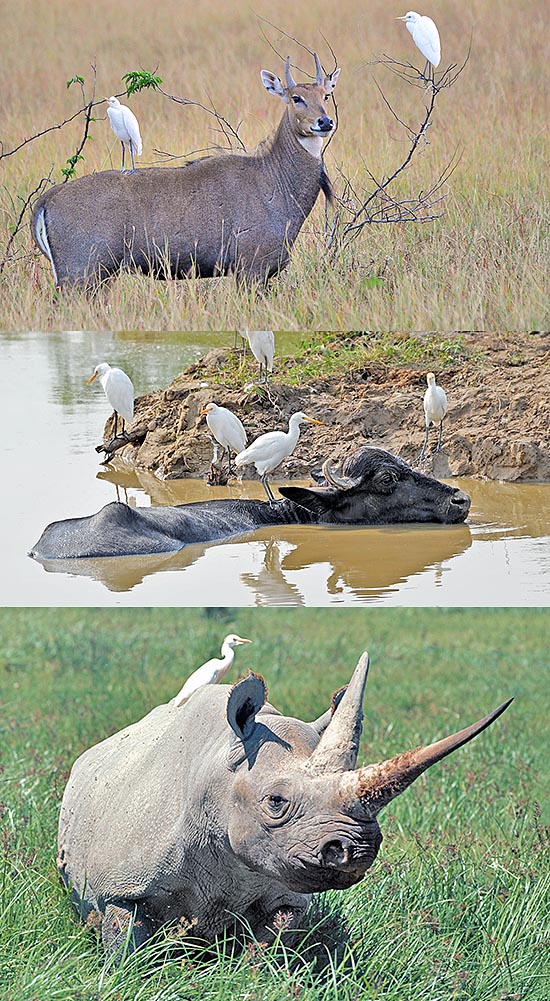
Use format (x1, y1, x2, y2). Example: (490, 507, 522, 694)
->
(235, 411, 323, 501)
(419, 371, 448, 460)
(172, 634, 252, 706)
(242, 330, 275, 383)
(200, 402, 247, 473)
(397, 11, 441, 78)
(87, 362, 134, 437)
(107, 96, 143, 172)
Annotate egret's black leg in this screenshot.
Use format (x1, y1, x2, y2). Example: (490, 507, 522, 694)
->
(435, 419, 444, 453)
(418, 425, 430, 463)
(129, 140, 136, 173)
(113, 412, 119, 438)
(120, 142, 125, 172)
(261, 475, 276, 504)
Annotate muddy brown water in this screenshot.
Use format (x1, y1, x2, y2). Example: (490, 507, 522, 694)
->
(2, 332, 550, 606)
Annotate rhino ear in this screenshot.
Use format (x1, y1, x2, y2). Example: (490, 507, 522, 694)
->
(227, 672, 267, 740)
(311, 686, 348, 735)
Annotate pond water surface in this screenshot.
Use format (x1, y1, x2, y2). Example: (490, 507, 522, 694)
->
(2, 332, 549, 607)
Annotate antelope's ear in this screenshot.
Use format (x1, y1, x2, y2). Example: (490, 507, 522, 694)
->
(261, 70, 288, 101)
(324, 68, 341, 93)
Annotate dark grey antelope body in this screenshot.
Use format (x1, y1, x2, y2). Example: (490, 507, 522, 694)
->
(57, 652, 511, 958)
(31, 55, 340, 289)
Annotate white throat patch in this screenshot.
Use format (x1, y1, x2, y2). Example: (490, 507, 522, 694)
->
(297, 135, 324, 158)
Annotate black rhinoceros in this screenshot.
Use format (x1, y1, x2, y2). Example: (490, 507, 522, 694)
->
(57, 653, 511, 956)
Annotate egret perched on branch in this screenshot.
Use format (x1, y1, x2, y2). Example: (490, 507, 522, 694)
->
(87, 362, 134, 438)
(200, 402, 247, 475)
(419, 372, 447, 461)
(235, 411, 323, 502)
(107, 96, 143, 172)
(172, 634, 252, 706)
(242, 330, 275, 383)
(397, 12, 441, 81)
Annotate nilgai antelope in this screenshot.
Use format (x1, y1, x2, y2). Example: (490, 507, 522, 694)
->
(31, 54, 340, 290)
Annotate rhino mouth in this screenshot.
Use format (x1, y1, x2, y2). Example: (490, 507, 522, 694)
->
(284, 833, 382, 893)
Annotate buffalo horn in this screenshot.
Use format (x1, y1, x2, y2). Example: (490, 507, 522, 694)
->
(305, 652, 370, 774)
(340, 699, 513, 816)
(322, 459, 362, 491)
(314, 52, 324, 85)
(285, 57, 297, 89)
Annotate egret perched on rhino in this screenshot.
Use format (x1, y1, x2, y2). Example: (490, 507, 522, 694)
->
(29, 447, 472, 560)
(31, 54, 340, 289)
(57, 652, 512, 957)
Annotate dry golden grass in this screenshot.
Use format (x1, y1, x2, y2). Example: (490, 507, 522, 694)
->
(0, 0, 547, 330)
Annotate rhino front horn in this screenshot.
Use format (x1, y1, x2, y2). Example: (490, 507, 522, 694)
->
(341, 698, 513, 816)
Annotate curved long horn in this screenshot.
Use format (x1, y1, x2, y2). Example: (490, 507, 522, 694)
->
(322, 459, 362, 491)
(285, 57, 297, 89)
(340, 699, 513, 816)
(305, 652, 370, 774)
(314, 52, 324, 85)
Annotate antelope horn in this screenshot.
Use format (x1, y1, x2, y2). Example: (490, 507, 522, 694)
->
(305, 652, 370, 774)
(314, 52, 324, 85)
(340, 698, 513, 816)
(322, 458, 362, 491)
(285, 57, 297, 89)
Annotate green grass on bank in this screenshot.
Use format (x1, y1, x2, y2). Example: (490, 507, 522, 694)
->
(1, 608, 548, 1000)
(211, 331, 488, 390)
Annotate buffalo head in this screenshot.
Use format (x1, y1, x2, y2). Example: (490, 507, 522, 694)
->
(279, 447, 470, 524)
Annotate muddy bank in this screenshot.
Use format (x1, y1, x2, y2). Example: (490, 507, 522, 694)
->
(101, 334, 550, 483)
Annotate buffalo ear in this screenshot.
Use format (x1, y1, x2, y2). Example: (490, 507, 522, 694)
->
(227, 672, 267, 740)
(278, 485, 334, 510)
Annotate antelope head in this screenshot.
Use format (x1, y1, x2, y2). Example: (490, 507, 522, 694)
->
(260, 52, 341, 158)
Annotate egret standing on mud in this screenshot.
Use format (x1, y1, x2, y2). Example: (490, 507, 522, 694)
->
(397, 11, 441, 80)
(242, 330, 275, 384)
(235, 411, 323, 502)
(200, 403, 247, 475)
(172, 634, 252, 706)
(107, 97, 143, 172)
(87, 362, 134, 439)
(419, 372, 448, 461)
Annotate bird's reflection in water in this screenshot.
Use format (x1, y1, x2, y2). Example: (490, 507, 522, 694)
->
(240, 539, 305, 606)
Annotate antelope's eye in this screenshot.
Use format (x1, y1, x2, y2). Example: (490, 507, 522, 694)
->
(292, 94, 305, 105)
(324, 94, 330, 101)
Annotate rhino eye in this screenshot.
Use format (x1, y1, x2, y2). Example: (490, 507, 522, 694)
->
(264, 793, 289, 816)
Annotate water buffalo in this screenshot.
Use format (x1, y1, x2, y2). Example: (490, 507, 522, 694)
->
(58, 653, 511, 957)
(30, 447, 470, 560)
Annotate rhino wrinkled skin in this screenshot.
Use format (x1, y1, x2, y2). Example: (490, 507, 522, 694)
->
(57, 654, 511, 957)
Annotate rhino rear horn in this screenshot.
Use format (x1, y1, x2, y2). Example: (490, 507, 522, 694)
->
(305, 652, 370, 774)
(341, 698, 513, 816)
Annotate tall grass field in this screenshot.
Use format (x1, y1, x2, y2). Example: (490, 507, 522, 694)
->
(0, 0, 547, 330)
(1, 607, 548, 1000)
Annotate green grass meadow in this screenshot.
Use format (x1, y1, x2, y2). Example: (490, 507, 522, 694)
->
(1, 607, 548, 1000)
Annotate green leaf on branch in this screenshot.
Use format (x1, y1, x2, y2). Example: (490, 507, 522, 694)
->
(66, 75, 85, 89)
(122, 70, 163, 95)
(61, 153, 84, 179)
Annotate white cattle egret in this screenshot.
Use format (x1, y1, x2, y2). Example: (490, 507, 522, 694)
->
(243, 330, 275, 383)
(419, 371, 448, 460)
(87, 362, 134, 438)
(200, 402, 247, 474)
(397, 12, 441, 80)
(235, 411, 323, 502)
(172, 634, 252, 706)
(107, 96, 143, 172)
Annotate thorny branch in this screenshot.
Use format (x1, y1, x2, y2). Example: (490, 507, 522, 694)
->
(327, 47, 470, 251)
(156, 86, 246, 153)
(0, 174, 52, 275)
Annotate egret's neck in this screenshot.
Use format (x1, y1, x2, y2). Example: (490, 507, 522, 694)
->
(221, 642, 236, 666)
